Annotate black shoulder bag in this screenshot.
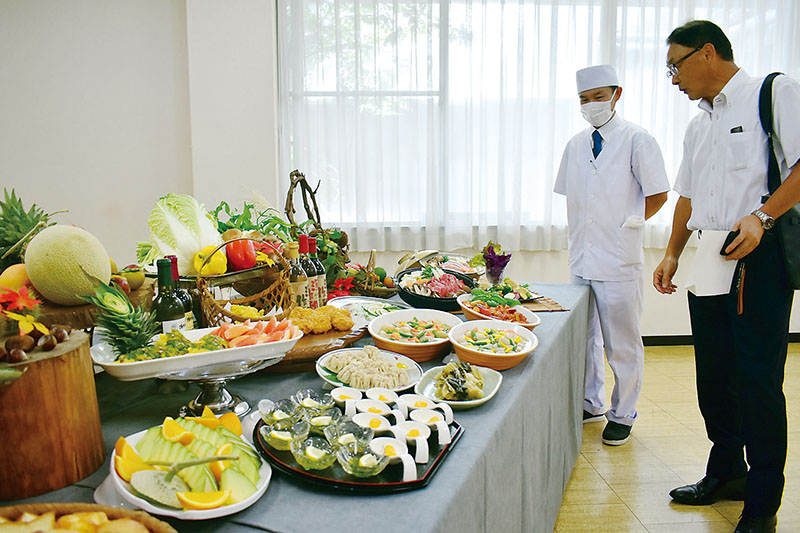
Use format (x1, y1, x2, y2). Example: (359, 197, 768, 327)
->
(758, 72, 800, 289)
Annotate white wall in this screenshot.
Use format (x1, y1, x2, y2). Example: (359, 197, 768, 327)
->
(1, 0, 797, 336)
(0, 0, 193, 265)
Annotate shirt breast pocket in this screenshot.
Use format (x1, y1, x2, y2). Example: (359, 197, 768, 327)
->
(727, 132, 763, 172)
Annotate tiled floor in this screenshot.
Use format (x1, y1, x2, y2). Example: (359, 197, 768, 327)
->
(555, 343, 800, 532)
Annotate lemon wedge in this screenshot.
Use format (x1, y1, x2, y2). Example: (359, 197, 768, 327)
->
(359, 454, 378, 468)
(302, 398, 319, 408)
(270, 430, 292, 441)
(310, 416, 332, 426)
(306, 446, 326, 460)
(338, 433, 356, 445)
(273, 409, 290, 420)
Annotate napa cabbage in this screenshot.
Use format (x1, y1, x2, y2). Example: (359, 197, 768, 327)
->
(136, 193, 222, 275)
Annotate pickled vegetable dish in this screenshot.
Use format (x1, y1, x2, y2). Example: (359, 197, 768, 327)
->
(379, 318, 451, 343)
(458, 327, 528, 353)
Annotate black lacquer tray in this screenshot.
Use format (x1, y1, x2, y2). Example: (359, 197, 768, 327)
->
(253, 419, 463, 493)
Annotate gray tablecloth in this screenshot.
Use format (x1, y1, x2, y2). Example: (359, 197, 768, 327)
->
(7, 283, 589, 533)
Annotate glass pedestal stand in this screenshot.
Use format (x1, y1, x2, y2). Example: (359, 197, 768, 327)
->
(158, 358, 282, 418)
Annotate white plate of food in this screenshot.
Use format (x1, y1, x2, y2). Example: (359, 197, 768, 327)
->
(91, 326, 302, 381)
(457, 294, 541, 329)
(109, 427, 272, 520)
(316, 346, 423, 392)
(414, 362, 503, 409)
(326, 296, 410, 330)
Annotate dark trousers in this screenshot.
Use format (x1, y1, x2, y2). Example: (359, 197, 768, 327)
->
(687, 232, 793, 517)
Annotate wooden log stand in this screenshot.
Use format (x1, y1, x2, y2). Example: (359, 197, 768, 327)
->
(0, 331, 105, 500)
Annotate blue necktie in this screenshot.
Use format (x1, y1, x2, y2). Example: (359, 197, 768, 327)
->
(592, 129, 603, 159)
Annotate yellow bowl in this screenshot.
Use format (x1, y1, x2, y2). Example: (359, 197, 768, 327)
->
(448, 320, 538, 371)
(456, 294, 541, 330)
(367, 309, 462, 363)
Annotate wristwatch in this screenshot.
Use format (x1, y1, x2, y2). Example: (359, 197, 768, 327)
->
(751, 209, 775, 230)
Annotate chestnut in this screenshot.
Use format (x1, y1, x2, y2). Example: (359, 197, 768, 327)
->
(0, 347, 7, 362)
(51, 324, 72, 334)
(51, 327, 69, 343)
(28, 328, 45, 342)
(8, 348, 28, 363)
(5, 335, 35, 353)
(37, 334, 57, 351)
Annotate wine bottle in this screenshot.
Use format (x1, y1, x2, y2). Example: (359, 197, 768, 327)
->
(309, 237, 328, 304)
(153, 258, 187, 333)
(285, 242, 310, 308)
(166, 255, 194, 330)
(298, 235, 320, 309)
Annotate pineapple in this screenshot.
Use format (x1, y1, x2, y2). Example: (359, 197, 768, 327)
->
(81, 272, 160, 358)
(0, 189, 55, 271)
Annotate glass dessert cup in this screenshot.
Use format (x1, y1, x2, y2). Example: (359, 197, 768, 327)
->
(304, 407, 342, 436)
(260, 398, 301, 429)
(323, 420, 374, 453)
(336, 447, 390, 478)
(260, 419, 310, 451)
(291, 436, 337, 470)
(294, 389, 335, 415)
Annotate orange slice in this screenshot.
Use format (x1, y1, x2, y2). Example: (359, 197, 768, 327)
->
(114, 436, 146, 462)
(114, 453, 155, 482)
(186, 416, 222, 430)
(162, 417, 195, 446)
(209, 443, 234, 481)
(201, 405, 216, 419)
(176, 490, 232, 510)
(219, 412, 242, 436)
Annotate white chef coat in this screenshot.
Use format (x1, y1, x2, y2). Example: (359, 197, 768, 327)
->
(674, 69, 800, 231)
(554, 113, 670, 281)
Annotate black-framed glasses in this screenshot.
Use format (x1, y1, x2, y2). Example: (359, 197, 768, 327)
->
(666, 46, 702, 78)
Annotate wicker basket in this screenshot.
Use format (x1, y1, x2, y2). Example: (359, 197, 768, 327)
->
(352, 249, 398, 299)
(0, 502, 177, 532)
(197, 238, 295, 327)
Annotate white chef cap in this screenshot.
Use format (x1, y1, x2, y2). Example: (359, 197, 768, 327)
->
(576, 65, 619, 93)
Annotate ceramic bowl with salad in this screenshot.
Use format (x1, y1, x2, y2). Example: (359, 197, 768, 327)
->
(367, 309, 463, 362)
(448, 319, 538, 371)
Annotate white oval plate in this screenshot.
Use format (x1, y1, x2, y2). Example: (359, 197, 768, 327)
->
(456, 294, 541, 329)
(316, 347, 423, 392)
(91, 327, 301, 381)
(326, 296, 410, 330)
(414, 365, 503, 409)
(109, 428, 272, 520)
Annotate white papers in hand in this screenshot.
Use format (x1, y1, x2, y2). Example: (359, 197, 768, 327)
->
(685, 230, 737, 296)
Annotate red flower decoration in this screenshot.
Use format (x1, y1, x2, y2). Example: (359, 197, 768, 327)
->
(327, 289, 351, 300)
(0, 286, 41, 312)
(332, 275, 356, 292)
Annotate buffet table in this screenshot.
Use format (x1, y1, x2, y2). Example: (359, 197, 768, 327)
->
(8, 283, 590, 533)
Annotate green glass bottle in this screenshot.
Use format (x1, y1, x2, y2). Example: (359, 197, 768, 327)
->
(166, 254, 194, 330)
(153, 258, 187, 333)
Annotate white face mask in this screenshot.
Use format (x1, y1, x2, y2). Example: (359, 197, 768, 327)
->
(580, 100, 614, 127)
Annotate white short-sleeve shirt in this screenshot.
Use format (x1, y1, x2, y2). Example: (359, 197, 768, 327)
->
(554, 113, 670, 281)
(673, 69, 800, 230)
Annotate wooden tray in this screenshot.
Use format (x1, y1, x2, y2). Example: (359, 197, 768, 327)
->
(266, 328, 365, 373)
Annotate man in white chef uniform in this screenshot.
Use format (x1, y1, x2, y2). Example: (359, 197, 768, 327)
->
(555, 65, 669, 445)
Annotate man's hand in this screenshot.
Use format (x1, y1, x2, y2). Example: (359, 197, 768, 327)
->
(653, 255, 679, 294)
(722, 214, 764, 260)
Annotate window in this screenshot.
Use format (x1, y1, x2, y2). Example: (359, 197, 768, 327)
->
(277, 0, 798, 252)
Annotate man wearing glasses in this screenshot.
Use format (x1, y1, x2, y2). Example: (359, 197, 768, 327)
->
(555, 65, 669, 446)
(654, 20, 800, 533)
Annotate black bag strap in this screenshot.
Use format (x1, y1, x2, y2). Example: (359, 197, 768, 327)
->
(758, 72, 783, 195)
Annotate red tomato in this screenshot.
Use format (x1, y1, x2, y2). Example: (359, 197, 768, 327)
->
(225, 240, 257, 271)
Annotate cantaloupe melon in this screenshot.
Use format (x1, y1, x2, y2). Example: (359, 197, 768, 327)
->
(24, 225, 111, 306)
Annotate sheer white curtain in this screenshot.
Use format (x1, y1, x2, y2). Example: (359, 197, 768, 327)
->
(276, 0, 800, 252)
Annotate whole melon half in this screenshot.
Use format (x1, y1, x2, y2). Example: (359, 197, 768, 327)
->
(25, 225, 112, 306)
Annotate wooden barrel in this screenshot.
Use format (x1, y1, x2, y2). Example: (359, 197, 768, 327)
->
(0, 331, 105, 499)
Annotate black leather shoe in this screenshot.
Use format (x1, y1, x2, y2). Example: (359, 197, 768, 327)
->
(583, 410, 604, 423)
(734, 513, 777, 533)
(668, 475, 746, 505)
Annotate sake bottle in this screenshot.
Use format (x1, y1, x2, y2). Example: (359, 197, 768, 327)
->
(286, 242, 310, 308)
(309, 237, 328, 304)
(298, 235, 320, 309)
